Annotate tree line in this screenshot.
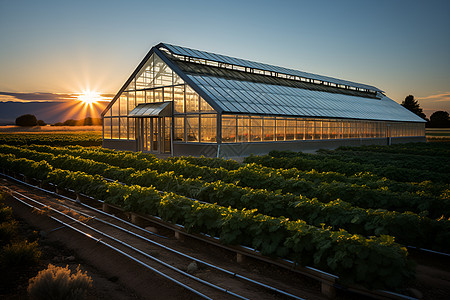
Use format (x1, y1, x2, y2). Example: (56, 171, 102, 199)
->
(15, 114, 102, 127)
(401, 95, 449, 128)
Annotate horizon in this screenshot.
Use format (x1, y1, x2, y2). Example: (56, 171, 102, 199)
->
(1, 0, 449, 120)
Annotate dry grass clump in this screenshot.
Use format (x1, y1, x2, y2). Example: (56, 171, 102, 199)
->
(28, 264, 93, 300)
(1, 240, 41, 268)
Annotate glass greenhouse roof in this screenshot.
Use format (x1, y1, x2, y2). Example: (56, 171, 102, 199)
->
(102, 43, 426, 123)
(159, 43, 383, 93)
(186, 73, 424, 122)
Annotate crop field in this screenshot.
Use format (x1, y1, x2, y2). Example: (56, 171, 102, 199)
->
(0, 132, 449, 292)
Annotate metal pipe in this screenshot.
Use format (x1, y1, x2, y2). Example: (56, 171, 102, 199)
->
(9, 190, 249, 300)
(9, 193, 212, 300)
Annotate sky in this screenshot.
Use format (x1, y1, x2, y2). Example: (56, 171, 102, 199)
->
(0, 0, 449, 119)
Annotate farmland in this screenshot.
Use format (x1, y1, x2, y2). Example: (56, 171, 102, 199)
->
(0, 131, 449, 296)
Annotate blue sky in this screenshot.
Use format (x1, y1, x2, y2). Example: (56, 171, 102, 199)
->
(0, 0, 449, 117)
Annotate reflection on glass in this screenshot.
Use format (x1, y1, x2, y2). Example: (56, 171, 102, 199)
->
(263, 118, 274, 141)
(174, 86, 184, 113)
(276, 118, 285, 141)
(136, 91, 145, 106)
(145, 89, 153, 103)
(200, 97, 214, 112)
(112, 118, 119, 139)
(119, 117, 128, 140)
(111, 100, 119, 117)
(250, 117, 262, 142)
(201, 115, 217, 142)
(237, 116, 249, 142)
(186, 115, 199, 142)
(103, 118, 111, 139)
(186, 86, 199, 112)
(174, 116, 185, 141)
(222, 115, 236, 143)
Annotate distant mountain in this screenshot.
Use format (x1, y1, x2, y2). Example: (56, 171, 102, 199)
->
(1, 101, 109, 125)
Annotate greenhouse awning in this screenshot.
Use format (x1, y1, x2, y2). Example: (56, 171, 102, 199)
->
(128, 102, 172, 118)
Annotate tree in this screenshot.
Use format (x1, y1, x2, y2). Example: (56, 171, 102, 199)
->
(429, 111, 450, 128)
(37, 120, 46, 126)
(15, 114, 38, 127)
(401, 95, 427, 120)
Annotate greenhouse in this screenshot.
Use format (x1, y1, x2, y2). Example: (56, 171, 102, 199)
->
(102, 43, 426, 157)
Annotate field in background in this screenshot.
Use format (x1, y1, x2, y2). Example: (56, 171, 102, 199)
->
(0, 125, 102, 133)
(426, 128, 450, 142)
(0, 127, 102, 147)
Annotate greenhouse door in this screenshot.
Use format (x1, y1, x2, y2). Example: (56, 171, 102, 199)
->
(136, 117, 171, 154)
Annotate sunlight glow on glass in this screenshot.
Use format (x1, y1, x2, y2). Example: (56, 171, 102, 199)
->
(77, 90, 102, 104)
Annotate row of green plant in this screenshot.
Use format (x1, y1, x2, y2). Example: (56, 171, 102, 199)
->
(337, 142, 450, 158)
(251, 150, 450, 184)
(1, 146, 449, 253)
(0, 132, 102, 147)
(20, 145, 450, 218)
(315, 149, 450, 175)
(0, 154, 415, 289)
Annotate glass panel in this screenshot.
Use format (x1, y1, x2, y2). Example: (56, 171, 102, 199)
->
(111, 99, 119, 117)
(136, 54, 154, 89)
(200, 97, 215, 112)
(314, 120, 322, 139)
(343, 121, 350, 139)
(163, 117, 171, 153)
(174, 85, 185, 113)
(103, 118, 111, 139)
(263, 118, 275, 141)
(119, 94, 127, 116)
(296, 119, 305, 140)
(186, 86, 199, 112)
(125, 78, 136, 91)
(222, 115, 237, 143)
(112, 118, 119, 139)
(104, 105, 112, 117)
(152, 118, 158, 151)
(237, 115, 249, 142)
(286, 118, 295, 140)
(174, 116, 185, 141)
(128, 92, 135, 113)
(145, 89, 154, 103)
(186, 115, 199, 142)
(305, 119, 314, 140)
(164, 86, 173, 102)
(128, 118, 135, 140)
(250, 116, 262, 142)
(154, 88, 163, 103)
(322, 120, 329, 139)
(200, 115, 217, 142)
(276, 118, 285, 141)
(119, 117, 128, 139)
(173, 71, 184, 85)
(136, 91, 145, 106)
(153, 55, 173, 87)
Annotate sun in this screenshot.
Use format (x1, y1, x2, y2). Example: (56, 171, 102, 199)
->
(77, 90, 102, 104)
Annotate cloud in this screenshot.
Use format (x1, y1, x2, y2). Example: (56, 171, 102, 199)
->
(417, 92, 450, 115)
(417, 92, 450, 103)
(0, 92, 77, 102)
(0, 91, 113, 102)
